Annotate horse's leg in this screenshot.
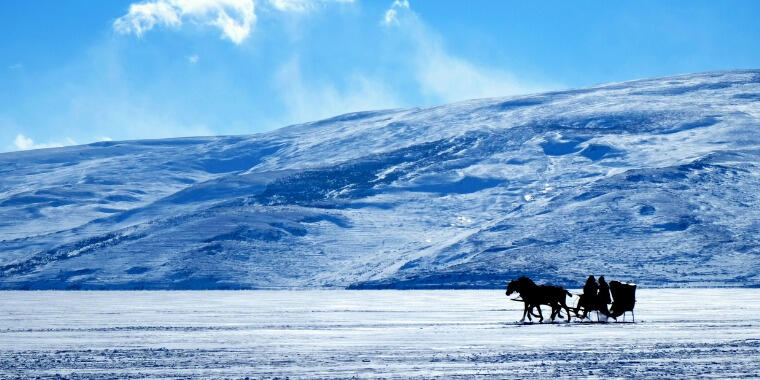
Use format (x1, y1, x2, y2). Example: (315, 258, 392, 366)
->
(528, 304, 541, 318)
(574, 296, 584, 317)
(524, 302, 536, 322)
(520, 302, 528, 322)
(551, 303, 560, 321)
(536, 305, 544, 323)
(556, 301, 565, 319)
(558, 302, 568, 321)
(555, 301, 567, 320)
(530, 305, 542, 318)
(527, 303, 537, 322)
(575, 297, 585, 319)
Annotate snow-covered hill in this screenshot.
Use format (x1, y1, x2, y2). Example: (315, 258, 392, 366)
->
(2, 70, 760, 289)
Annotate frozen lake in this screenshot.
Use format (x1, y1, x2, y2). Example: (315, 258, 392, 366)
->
(1, 289, 759, 378)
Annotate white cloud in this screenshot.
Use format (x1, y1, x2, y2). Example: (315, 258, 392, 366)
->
(13, 134, 35, 150)
(13, 134, 77, 151)
(381, 0, 408, 26)
(114, 0, 353, 44)
(382, 1, 553, 102)
(114, 0, 256, 44)
(187, 54, 200, 63)
(383, 9, 397, 25)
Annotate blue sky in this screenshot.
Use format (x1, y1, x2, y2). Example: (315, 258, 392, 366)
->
(1, 0, 759, 151)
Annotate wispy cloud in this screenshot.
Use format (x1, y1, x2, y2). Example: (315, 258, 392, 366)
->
(381, 1, 553, 103)
(381, 0, 408, 26)
(114, 0, 353, 44)
(5, 0, 555, 153)
(13, 134, 77, 151)
(8, 63, 24, 70)
(274, 57, 399, 125)
(270, 0, 353, 12)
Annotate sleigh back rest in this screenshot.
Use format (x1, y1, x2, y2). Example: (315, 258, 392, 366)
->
(609, 281, 637, 312)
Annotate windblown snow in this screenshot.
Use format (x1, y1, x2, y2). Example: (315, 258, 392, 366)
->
(1, 70, 759, 289)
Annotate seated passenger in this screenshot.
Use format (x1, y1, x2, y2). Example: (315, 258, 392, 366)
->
(597, 276, 612, 317)
(574, 275, 598, 319)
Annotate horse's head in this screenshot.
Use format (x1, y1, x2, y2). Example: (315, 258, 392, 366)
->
(517, 276, 537, 288)
(505, 279, 519, 296)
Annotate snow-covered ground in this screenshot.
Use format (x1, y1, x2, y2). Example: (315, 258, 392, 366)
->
(1, 289, 758, 378)
(1, 70, 760, 289)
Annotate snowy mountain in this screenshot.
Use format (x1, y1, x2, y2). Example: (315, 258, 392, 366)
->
(2, 70, 760, 289)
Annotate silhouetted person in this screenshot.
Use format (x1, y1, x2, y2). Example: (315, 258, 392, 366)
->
(597, 276, 612, 317)
(598, 276, 611, 305)
(575, 275, 598, 319)
(583, 275, 598, 297)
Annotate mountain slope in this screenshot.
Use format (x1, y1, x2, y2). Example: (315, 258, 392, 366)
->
(1, 70, 760, 289)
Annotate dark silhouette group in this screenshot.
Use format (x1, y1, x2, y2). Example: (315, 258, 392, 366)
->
(575, 275, 611, 319)
(505, 275, 636, 323)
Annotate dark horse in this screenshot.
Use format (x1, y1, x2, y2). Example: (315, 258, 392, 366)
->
(506, 276, 572, 322)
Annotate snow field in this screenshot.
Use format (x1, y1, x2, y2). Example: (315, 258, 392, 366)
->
(1, 289, 759, 378)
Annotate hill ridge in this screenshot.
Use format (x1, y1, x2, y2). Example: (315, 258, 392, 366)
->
(1, 69, 759, 289)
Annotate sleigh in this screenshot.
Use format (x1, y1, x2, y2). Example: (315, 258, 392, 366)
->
(573, 281, 636, 322)
(608, 281, 637, 322)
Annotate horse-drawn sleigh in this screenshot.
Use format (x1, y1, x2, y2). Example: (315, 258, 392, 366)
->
(505, 276, 636, 323)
